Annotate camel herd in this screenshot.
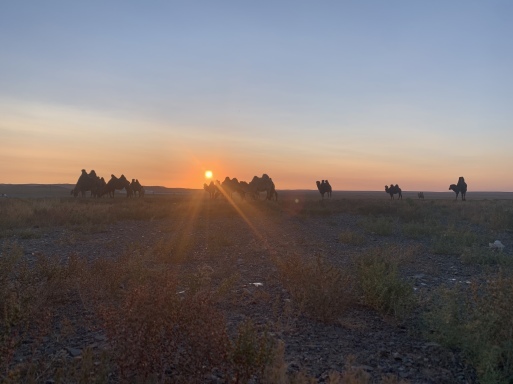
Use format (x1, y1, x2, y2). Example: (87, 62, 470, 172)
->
(70, 170, 468, 202)
(203, 174, 277, 201)
(71, 169, 144, 198)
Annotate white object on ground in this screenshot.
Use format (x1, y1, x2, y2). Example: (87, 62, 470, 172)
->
(489, 240, 505, 252)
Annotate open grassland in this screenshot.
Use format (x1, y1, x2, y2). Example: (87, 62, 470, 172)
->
(1, 192, 513, 383)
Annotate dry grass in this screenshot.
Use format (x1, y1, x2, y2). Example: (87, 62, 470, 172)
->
(1, 194, 513, 382)
(274, 253, 355, 323)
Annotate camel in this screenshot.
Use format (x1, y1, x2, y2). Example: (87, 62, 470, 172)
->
(71, 169, 98, 197)
(203, 181, 217, 199)
(235, 181, 252, 200)
(91, 176, 106, 198)
(131, 179, 145, 197)
(102, 174, 131, 198)
(316, 180, 332, 200)
(221, 177, 240, 199)
(249, 174, 276, 201)
(418, 192, 424, 199)
(385, 184, 402, 200)
(449, 176, 467, 201)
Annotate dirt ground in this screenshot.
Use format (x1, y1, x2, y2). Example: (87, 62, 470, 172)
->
(6, 190, 512, 383)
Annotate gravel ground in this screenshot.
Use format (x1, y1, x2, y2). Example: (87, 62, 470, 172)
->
(5, 195, 513, 383)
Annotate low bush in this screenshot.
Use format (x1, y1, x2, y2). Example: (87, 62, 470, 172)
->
(359, 216, 395, 236)
(425, 273, 513, 383)
(275, 254, 354, 323)
(355, 247, 415, 318)
(431, 229, 480, 255)
(461, 246, 513, 267)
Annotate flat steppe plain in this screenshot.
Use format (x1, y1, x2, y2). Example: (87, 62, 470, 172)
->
(1, 187, 513, 383)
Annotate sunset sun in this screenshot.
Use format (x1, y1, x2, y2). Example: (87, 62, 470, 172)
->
(205, 170, 213, 179)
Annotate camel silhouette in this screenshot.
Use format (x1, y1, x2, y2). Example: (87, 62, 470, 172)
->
(71, 169, 98, 197)
(449, 176, 467, 201)
(249, 174, 276, 201)
(130, 179, 145, 197)
(316, 180, 332, 200)
(102, 174, 131, 198)
(385, 184, 402, 200)
(203, 181, 217, 199)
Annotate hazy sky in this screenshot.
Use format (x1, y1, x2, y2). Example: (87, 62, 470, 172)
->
(1, 1, 512, 191)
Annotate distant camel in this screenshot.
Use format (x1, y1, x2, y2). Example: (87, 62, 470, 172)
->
(418, 192, 424, 199)
(249, 174, 276, 200)
(102, 174, 131, 198)
(316, 180, 332, 200)
(268, 180, 278, 201)
(91, 176, 106, 198)
(221, 177, 240, 199)
(203, 181, 217, 199)
(130, 179, 144, 197)
(385, 184, 402, 200)
(71, 169, 97, 197)
(235, 181, 252, 200)
(449, 176, 467, 201)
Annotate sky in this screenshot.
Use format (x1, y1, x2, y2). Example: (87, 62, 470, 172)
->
(1, 1, 512, 191)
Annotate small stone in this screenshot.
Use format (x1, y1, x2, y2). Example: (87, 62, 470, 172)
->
(66, 347, 82, 357)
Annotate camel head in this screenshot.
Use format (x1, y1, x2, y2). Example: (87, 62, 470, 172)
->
(385, 185, 389, 192)
(449, 184, 457, 191)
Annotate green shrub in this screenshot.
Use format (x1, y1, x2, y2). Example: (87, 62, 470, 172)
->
(402, 221, 439, 239)
(359, 216, 395, 236)
(431, 230, 479, 255)
(461, 247, 513, 267)
(355, 247, 415, 318)
(425, 274, 513, 383)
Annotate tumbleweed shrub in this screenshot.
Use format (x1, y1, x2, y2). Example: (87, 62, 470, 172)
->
(338, 230, 365, 246)
(274, 254, 355, 323)
(425, 273, 513, 384)
(430, 228, 481, 255)
(358, 215, 395, 236)
(355, 246, 416, 318)
(460, 246, 513, 267)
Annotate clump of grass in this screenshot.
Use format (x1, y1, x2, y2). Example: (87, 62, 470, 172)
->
(230, 320, 276, 383)
(338, 230, 365, 245)
(354, 246, 416, 318)
(359, 215, 395, 236)
(275, 254, 354, 323)
(401, 220, 440, 239)
(431, 229, 480, 255)
(460, 246, 513, 267)
(425, 274, 513, 383)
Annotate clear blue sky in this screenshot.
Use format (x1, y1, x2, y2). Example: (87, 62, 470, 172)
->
(1, 1, 512, 190)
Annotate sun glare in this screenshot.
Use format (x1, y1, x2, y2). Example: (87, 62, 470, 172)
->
(205, 170, 213, 179)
